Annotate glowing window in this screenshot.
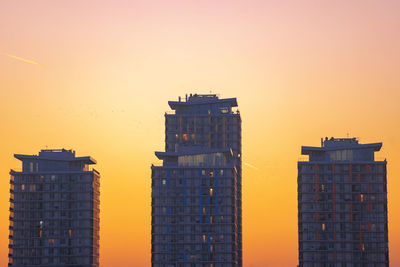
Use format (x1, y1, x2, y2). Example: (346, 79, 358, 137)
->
(162, 179, 166, 185)
(203, 207, 206, 215)
(210, 171, 214, 177)
(322, 223, 325, 231)
(209, 188, 213, 196)
(202, 235, 206, 242)
(21, 184, 25, 191)
(360, 194, 364, 202)
(182, 134, 189, 141)
(29, 184, 36, 192)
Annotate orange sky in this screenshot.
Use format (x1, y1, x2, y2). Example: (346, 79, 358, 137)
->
(1, 1, 400, 266)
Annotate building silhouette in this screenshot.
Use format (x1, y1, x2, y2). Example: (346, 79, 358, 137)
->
(151, 94, 242, 266)
(298, 137, 388, 267)
(9, 149, 100, 266)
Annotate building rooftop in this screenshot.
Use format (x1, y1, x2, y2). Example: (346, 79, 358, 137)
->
(302, 137, 382, 155)
(168, 93, 238, 110)
(14, 148, 96, 164)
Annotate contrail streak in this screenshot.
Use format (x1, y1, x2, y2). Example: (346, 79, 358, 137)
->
(3, 53, 41, 66)
(244, 162, 259, 170)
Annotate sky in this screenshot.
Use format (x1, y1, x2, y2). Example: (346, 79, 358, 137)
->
(0, 0, 400, 266)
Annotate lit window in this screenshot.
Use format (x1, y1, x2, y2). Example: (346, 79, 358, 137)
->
(29, 184, 36, 192)
(322, 223, 325, 231)
(203, 207, 206, 215)
(210, 171, 214, 177)
(220, 107, 229, 114)
(202, 170, 206, 176)
(182, 134, 189, 141)
(175, 134, 179, 139)
(21, 184, 25, 191)
(210, 216, 213, 224)
(360, 194, 364, 202)
(202, 235, 206, 242)
(321, 184, 325, 192)
(162, 179, 166, 185)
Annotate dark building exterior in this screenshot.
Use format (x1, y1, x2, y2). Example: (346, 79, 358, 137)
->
(297, 138, 388, 267)
(9, 149, 100, 267)
(151, 94, 242, 266)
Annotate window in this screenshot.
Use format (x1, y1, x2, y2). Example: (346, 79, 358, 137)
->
(21, 184, 25, 191)
(162, 179, 166, 185)
(29, 184, 36, 192)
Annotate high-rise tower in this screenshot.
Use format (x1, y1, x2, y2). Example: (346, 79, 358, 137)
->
(297, 137, 388, 267)
(9, 149, 100, 266)
(151, 94, 242, 266)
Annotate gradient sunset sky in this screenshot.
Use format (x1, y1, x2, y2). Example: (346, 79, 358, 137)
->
(1, 1, 400, 266)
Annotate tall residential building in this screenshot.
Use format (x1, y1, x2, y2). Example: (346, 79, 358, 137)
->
(297, 137, 388, 267)
(151, 94, 242, 266)
(9, 149, 100, 267)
